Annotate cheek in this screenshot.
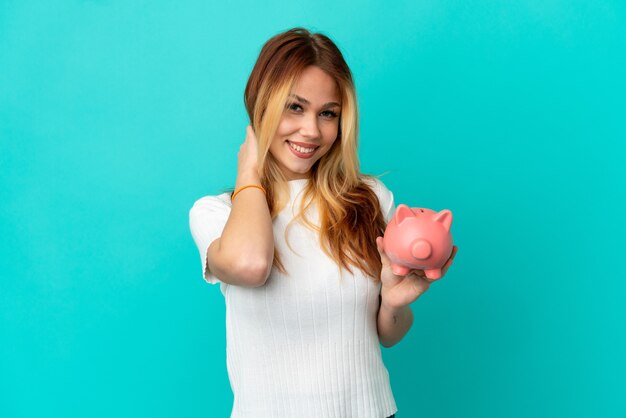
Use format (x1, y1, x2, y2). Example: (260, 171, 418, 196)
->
(275, 116, 299, 137)
(322, 121, 340, 142)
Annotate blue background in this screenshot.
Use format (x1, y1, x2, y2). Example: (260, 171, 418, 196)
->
(1, 1, 625, 417)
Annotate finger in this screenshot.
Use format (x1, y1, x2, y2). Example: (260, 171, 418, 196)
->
(412, 274, 435, 289)
(375, 237, 384, 256)
(247, 124, 258, 141)
(441, 260, 451, 275)
(375, 237, 390, 265)
(442, 246, 458, 270)
(414, 271, 436, 282)
(410, 269, 426, 278)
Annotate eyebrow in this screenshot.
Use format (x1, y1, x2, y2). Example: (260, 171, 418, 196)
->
(289, 94, 341, 108)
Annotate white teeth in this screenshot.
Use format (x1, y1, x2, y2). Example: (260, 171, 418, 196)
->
(288, 141, 316, 153)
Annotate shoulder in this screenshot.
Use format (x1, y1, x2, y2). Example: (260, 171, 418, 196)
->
(361, 176, 394, 206)
(361, 175, 396, 223)
(189, 192, 233, 215)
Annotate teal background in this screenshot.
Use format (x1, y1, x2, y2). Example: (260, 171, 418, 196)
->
(1, 1, 624, 417)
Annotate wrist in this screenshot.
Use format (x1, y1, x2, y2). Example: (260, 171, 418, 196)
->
(379, 296, 403, 314)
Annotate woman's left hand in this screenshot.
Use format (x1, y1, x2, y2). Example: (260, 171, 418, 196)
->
(376, 237, 458, 310)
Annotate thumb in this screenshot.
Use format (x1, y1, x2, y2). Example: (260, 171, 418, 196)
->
(376, 237, 390, 266)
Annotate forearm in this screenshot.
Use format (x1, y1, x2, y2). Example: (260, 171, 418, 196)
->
(219, 170, 274, 273)
(377, 299, 414, 348)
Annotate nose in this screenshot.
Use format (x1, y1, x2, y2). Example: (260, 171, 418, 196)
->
(299, 113, 321, 139)
(411, 239, 432, 260)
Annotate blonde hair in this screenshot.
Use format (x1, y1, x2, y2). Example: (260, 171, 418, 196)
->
(236, 27, 388, 282)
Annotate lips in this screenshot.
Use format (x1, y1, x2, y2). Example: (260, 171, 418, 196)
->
(287, 140, 319, 149)
(287, 140, 317, 159)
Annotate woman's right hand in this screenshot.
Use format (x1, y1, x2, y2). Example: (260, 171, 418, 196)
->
(237, 124, 260, 178)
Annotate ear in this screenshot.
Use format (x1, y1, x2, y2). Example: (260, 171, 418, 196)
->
(433, 209, 453, 232)
(394, 204, 416, 225)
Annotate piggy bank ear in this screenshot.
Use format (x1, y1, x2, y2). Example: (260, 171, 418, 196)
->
(394, 204, 416, 225)
(433, 209, 453, 232)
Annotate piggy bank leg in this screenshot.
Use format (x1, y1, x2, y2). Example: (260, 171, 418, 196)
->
(424, 268, 442, 280)
(391, 264, 411, 276)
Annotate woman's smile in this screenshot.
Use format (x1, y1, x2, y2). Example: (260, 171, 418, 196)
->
(287, 140, 318, 158)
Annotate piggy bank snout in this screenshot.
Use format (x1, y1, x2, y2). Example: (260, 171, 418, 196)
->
(411, 239, 432, 260)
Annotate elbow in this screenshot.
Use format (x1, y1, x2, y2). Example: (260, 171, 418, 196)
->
(380, 338, 395, 349)
(237, 259, 271, 287)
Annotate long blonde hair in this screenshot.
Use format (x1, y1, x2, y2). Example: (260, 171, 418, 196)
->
(236, 27, 388, 282)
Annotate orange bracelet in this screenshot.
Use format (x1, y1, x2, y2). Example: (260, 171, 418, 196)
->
(231, 184, 266, 201)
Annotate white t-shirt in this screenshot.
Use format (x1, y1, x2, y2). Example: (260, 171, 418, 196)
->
(189, 177, 398, 418)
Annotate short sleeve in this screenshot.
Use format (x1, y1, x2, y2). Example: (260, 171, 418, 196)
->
(188, 194, 232, 285)
(365, 177, 396, 224)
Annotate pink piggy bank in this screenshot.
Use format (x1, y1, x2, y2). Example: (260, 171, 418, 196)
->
(382, 204, 454, 280)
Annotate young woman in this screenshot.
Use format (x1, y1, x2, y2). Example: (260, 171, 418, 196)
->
(189, 27, 457, 418)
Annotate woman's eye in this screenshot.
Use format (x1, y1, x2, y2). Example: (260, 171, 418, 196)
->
(287, 103, 303, 112)
(321, 110, 338, 119)
(286, 102, 338, 119)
